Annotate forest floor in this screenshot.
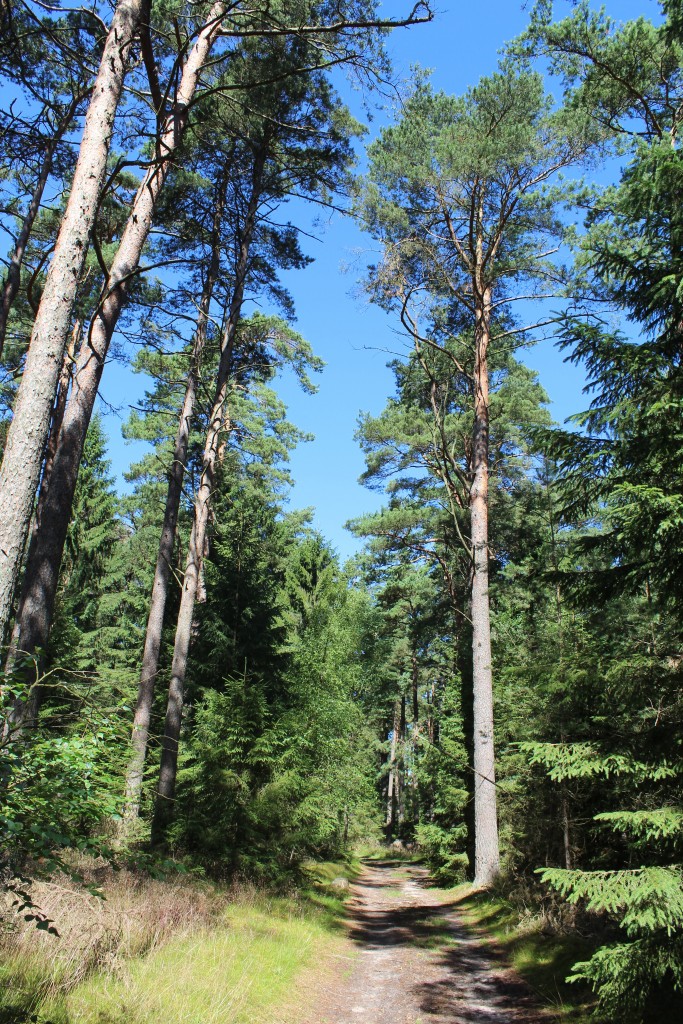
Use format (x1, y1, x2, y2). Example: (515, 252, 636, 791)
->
(305, 860, 548, 1024)
(1, 856, 587, 1023)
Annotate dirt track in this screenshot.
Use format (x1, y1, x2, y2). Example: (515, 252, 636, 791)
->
(307, 861, 545, 1024)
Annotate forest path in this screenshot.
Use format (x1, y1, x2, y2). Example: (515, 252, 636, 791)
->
(306, 860, 545, 1024)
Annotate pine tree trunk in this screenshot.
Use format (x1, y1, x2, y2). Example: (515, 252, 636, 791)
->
(385, 701, 400, 833)
(35, 321, 82, 535)
(4, 324, 80, 730)
(151, 149, 266, 839)
(0, 0, 145, 645)
(470, 282, 500, 887)
(428, 680, 435, 744)
(398, 694, 406, 826)
(5, 4, 227, 705)
(561, 790, 572, 870)
(411, 646, 419, 725)
(411, 644, 420, 812)
(122, 168, 229, 825)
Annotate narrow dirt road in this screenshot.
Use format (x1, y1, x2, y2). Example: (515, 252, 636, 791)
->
(308, 860, 545, 1024)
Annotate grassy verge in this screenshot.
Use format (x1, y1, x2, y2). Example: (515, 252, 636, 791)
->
(356, 842, 422, 863)
(449, 887, 597, 1023)
(54, 899, 341, 1024)
(0, 857, 360, 1024)
(300, 855, 363, 926)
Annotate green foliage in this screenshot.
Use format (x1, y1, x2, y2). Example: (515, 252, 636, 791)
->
(6, 7, 683, 1024)
(539, 864, 683, 1022)
(414, 823, 468, 883)
(49, 416, 120, 677)
(520, 2, 683, 144)
(520, 743, 679, 784)
(539, 866, 683, 936)
(0, 705, 122, 878)
(359, 59, 587, 329)
(506, 7, 683, 1019)
(595, 808, 683, 842)
(169, 467, 380, 879)
(0, 688, 124, 929)
(566, 937, 683, 1024)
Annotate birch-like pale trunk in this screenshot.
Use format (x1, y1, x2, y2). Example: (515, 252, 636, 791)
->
(152, 149, 266, 839)
(6, 4, 227, 702)
(122, 168, 229, 825)
(0, 0, 146, 645)
(470, 280, 500, 887)
(561, 789, 572, 870)
(397, 693, 406, 825)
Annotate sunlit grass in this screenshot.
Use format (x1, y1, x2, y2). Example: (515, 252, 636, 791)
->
(1, 860, 356, 1024)
(49, 901, 339, 1024)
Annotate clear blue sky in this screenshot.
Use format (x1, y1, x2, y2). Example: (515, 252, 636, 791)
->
(101, 0, 662, 561)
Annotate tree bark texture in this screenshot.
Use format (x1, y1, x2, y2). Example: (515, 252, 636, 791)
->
(7, 4, 227, 700)
(152, 147, 266, 838)
(411, 645, 419, 725)
(398, 693, 406, 824)
(470, 282, 500, 887)
(123, 168, 229, 824)
(385, 701, 400, 831)
(0, 0, 146, 645)
(3, 324, 80, 730)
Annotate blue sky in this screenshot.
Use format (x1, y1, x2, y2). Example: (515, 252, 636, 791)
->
(100, 0, 663, 561)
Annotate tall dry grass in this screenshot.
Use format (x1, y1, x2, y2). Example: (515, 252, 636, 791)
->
(1, 856, 225, 1004)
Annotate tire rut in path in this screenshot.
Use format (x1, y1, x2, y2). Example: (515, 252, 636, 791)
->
(308, 860, 545, 1024)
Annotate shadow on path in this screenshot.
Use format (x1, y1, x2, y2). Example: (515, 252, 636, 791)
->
(317, 860, 546, 1024)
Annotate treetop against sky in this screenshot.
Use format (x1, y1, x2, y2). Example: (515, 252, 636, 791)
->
(98, 0, 663, 562)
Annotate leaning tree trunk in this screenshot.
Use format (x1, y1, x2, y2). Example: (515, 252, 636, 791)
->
(3, 323, 81, 730)
(122, 166, 230, 825)
(470, 281, 500, 887)
(0, 0, 146, 646)
(6, 4, 228, 722)
(151, 149, 267, 840)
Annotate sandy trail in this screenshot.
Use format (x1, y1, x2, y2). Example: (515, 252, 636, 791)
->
(307, 860, 545, 1024)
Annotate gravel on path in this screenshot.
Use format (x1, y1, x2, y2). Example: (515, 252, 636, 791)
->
(306, 860, 547, 1024)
